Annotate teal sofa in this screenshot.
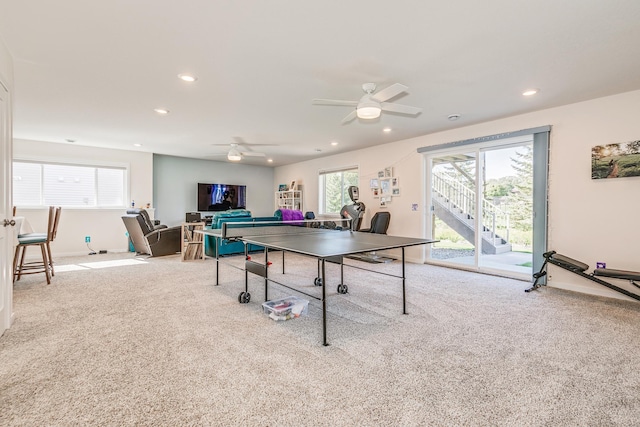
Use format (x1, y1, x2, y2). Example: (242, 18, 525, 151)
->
(204, 209, 279, 257)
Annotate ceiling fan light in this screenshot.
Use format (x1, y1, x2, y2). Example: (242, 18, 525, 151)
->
(227, 148, 242, 161)
(357, 105, 381, 119)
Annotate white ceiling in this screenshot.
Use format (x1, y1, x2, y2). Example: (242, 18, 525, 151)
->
(2, 1, 640, 167)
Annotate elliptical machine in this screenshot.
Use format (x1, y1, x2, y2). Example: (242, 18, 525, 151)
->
(340, 186, 366, 231)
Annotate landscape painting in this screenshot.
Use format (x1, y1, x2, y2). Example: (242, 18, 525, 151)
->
(591, 140, 640, 179)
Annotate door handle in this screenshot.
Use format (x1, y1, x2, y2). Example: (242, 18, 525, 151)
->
(3, 219, 16, 227)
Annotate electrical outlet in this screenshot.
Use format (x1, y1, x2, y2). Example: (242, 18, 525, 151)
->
(85, 236, 91, 243)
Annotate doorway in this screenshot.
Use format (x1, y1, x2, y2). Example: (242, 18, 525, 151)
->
(0, 79, 12, 335)
(427, 138, 534, 279)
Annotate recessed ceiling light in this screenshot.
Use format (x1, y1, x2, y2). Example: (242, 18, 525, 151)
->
(522, 89, 538, 96)
(383, 127, 392, 133)
(133, 143, 142, 147)
(447, 114, 461, 121)
(154, 108, 170, 115)
(331, 141, 339, 146)
(178, 74, 197, 82)
(267, 158, 273, 163)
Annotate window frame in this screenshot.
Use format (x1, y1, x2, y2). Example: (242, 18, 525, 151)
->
(12, 158, 130, 209)
(318, 165, 359, 215)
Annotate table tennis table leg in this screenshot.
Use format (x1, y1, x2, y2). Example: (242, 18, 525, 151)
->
(244, 244, 249, 294)
(402, 247, 407, 315)
(265, 248, 269, 301)
(215, 247, 220, 286)
(238, 244, 252, 304)
(321, 258, 328, 346)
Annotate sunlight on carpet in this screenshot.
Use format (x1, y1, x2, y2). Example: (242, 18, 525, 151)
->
(56, 258, 148, 272)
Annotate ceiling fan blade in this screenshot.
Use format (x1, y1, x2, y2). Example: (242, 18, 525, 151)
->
(231, 136, 248, 145)
(240, 152, 266, 157)
(371, 83, 408, 103)
(341, 110, 357, 124)
(313, 98, 359, 107)
(380, 102, 422, 115)
(242, 143, 279, 147)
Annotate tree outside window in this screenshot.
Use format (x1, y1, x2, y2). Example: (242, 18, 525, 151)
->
(320, 168, 358, 214)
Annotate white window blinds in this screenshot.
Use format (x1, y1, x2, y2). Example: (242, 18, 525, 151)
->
(13, 161, 126, 208)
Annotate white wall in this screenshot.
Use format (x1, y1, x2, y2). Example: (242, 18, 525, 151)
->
(153, 154, 275, 226)
(13, 139, 153, 255)
(0, 36, 11, 84)
(275, 90, 640, 301)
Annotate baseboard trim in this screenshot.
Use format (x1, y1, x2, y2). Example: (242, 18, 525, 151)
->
(548, 280, 639, 303)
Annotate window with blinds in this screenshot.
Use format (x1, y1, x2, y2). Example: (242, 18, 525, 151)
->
(318, 166, 359, 215)
(13, 161, 126, 208)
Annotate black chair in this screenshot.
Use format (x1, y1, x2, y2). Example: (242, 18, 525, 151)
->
(359, 212, 390, 234)
(127, 208, 165, 230)
(122, 210, 180, 257)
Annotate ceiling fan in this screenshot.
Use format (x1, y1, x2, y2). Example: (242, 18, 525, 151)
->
(212, 137, 270, 161)
(312, 83, 422, 124)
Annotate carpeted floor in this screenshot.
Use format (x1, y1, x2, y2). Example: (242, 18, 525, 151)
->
(1, 251, 639, 426)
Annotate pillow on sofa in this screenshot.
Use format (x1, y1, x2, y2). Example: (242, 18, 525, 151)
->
(274, 209, 304, 221)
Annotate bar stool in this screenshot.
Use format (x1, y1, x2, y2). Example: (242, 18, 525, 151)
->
(14, 206, 60, 284)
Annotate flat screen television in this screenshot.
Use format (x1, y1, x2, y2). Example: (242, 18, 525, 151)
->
(197, 183, 247, 212)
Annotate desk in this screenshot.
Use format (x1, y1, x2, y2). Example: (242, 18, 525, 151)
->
(198, 222, 436, 345)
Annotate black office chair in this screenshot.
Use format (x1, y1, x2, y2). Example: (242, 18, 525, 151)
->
(359, 212, 390, 234)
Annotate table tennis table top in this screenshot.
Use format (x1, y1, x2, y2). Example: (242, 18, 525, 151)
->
(199, 224, 436, 258)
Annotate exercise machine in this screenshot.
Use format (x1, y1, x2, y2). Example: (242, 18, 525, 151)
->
(526, 250, 640, 301)
(340, 186, 366, 231)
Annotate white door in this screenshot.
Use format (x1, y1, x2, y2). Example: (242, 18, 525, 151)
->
(0, 79, 13, 336)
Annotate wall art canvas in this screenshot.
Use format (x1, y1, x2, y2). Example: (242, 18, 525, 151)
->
(592, 140, 640, 179)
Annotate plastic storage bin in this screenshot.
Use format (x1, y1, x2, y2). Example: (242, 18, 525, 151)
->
(262, 296, 309, 321)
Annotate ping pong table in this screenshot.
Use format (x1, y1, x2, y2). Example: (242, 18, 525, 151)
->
(198, 221, 437, 345)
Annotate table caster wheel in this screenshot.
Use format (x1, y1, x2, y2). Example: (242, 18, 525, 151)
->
(238, 292, 251, 303)
(337, 284, 348, 294)
(314, 277, 323, 287)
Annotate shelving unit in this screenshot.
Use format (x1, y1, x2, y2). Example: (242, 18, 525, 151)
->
(275, 190, 303, 211)
(181, 222, 205, 261)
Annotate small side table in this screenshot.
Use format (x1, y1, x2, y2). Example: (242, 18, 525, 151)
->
(181, 222, 205, 261)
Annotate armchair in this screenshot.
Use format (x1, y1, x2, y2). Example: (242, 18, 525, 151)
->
(122, 210, 181, 257)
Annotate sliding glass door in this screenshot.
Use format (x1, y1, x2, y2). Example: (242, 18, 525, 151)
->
(478, 145, 533, 275)
(430, 152, 477, 268)
(427, 139, 534, 279)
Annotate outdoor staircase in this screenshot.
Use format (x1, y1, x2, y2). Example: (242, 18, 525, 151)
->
(432, 172, 512, 255)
